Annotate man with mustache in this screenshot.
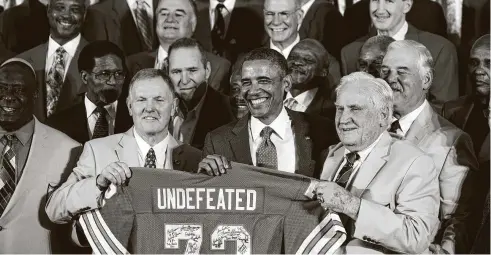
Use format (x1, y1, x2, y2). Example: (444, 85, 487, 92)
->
(229, 54, 249, 119)
(381, 40, 478, 254)
(46, 41, 133, 144)
(0, 58, 81, 253)
(341, 0, 459, 112)
(17, 0, 89, 122)
(285, 38, 335, 119)
(357, 35, 395, 78)
(198, 48, 337, 177)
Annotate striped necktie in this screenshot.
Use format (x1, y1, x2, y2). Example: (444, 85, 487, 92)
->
(135, 0, 153, 51)
(0, 135, 17, 216)
(334, 152, 359, 189)
(46, 47, 67, 117)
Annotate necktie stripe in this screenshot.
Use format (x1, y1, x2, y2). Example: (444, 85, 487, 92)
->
(0, 135, 17, 216)
(135, 0, 153, 51)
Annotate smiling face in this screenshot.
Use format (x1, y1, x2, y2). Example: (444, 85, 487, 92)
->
(357, 45, 386, 78)
(230, 72, 249, 119)
(370, 0, 410, 35)
(264, 0, 301, 45)
(287, 46, 325, 87)
(469, 46, 490, 97)
(48, 0, 86, 42)
(155, 0, 196, 45)
(241, 59, 289, 124)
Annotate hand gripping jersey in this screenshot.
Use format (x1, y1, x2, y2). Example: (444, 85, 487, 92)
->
(78, 162, 346, 254)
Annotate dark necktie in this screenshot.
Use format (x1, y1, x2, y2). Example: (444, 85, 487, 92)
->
(256, 126, 277, 169)
(0, 135, 16, 216)
(388, 120, 401, 133)
(211, 3, 226, 56)
(145, 148, 156, 168)
(92, 106, 109, 139)
(334, 152, 360, 189)
(135, 0, 153, 51)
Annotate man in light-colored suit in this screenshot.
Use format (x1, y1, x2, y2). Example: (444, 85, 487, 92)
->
(381, 40, 479, 254)
(17, 0, 90, 122)
(0, 58, 81, 253)
(45, 69, 201, 225)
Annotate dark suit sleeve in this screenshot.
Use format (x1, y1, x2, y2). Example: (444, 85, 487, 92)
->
(0, 10, 16, 63)
(428, 42, 459, 109)
(82, 8, 111, 43)
(201, 133, 216, 159)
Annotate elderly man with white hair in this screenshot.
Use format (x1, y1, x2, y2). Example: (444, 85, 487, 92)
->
(381, 40, 478, 254)
(315, 72, 440, 254)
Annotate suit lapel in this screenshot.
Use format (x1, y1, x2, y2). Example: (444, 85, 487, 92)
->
(30, 43, 49, 121)
(230, 115, 253, 165)
(288, 110, 316, 177)
(298, 0, 319, 39)
(165, 135, 181, 169)
(195, 6, 213, 51)
(319, 143, 344, 181)
(115, 128, 140, 167)
(405, 103, 434, 144)
(58, 38, 88, 110)
(404, 23, 421, 41)
(73, 101, 90, 142)
(461, 100, 475, 131)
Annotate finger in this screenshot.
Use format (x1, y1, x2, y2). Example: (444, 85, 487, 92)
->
(118, 162, 132, 178)
(208, 156, 226, 175)
(202, 158, 220, 176)
(220, 155, 231, 170)
(198, 162, 214, 176)
(112, 164, 128, 184)
(104, 171, 119, 186)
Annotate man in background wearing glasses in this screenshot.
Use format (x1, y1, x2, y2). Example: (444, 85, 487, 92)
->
(47, 41, 133, 143)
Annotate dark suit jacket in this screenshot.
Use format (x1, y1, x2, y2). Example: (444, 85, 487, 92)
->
(83, 0, 159, 56)
(17, 37, 89, 123)
(0, 0, 49, 63)
(341, 24, 459, 110)
(343, 0, 448, 44)
(46, 98, 133, 144)
(299, 0, 345, 60)
(127, 50, 231, 94)
(193, 0, 264, 64)
(202, 109, 339, 178)
(305, 82, 336, 120)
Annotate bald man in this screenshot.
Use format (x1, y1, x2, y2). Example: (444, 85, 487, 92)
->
(357, 35, 395, 78)
(285, 38, 336, 119)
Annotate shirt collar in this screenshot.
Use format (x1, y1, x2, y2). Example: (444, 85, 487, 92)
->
(284, 87, 319, 108)
(270, 34, 300, 58)
(301, 0, 316, 19)
(133, 128, 170, 156)
(344, 132, 384, 162)
(377, 21, 408, 41)
(0, 119, 35, 146)
(250, 107, 291, 141)
(210, 0, 236, 14)
(396, 99, 428, 135)
(47, 34, 81, 58)
(84, 94, 118, 120)
(157, 46, 168, 63)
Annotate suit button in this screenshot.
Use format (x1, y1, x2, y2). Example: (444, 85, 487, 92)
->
(0, 226, 3, 231)
(174, 160, 181, 165)
(363, 236, 368, 240)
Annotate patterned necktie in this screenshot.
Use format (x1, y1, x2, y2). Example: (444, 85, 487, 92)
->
(388, 120, 401, 133)
(256, 126, 278, 169)
(145, 148, 156, 168)
(0, 135, 16, 216)
(334, 152, 360, 189)
(156, 57, 168, 73)
(211, 3, 226, 56)
(92, 106, 109, 139)
(46, 47, 67, 117)
(135, 0, 153, 51)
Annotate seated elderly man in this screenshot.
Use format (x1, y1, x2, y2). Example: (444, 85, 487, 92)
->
(285, 39, 336, 119)
(315, 72, 440, 254)
(357, 35, 395, 78)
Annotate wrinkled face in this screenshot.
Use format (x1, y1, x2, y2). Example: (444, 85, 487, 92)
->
(0, 65, 36, 127)
(335, 83, 385, 152)
(168, 47, 210, 102)
(241, 59, 289, 123)
(48, 0, 85, 40)
(155, 0, 196, 44)
(82, 54, 125, 106)
(287, 46, 324, 86)
(230, 72, 249, 119)
(264, 0, 301, 44)
(370, 0, 408, 33)
(357, 46, 386, 78)
(127, 78, 175, 136)
(469, 46, 490, 97)
(381, 48, 427, 116)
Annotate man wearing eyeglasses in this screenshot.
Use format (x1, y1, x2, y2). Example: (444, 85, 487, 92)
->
(47, 41, 133, 143)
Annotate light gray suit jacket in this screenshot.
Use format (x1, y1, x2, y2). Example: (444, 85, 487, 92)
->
(320, 131, 440, 254)
(404, 102, 479, 254)
(0, 118, 81, 253)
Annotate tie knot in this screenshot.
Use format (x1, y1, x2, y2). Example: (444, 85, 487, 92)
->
(389, 120, 401, 133)
(147, 148, 155, 156)
(95, 105, 107, 115)
(345, 152, 359, 165)
(136, 0, 146, 7)
(260, 126, 275, 139)
(216, 3, 226, 10)
(56, 47, 66, 55)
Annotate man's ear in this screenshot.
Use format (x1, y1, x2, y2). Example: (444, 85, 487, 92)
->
(380, 106, 390, 126)
(422, 70, 433, 90)
(205, 61, 211, 81)
(126, 97, 133, 116)
(296, 9, 304, 27)
(81, 71, 89, 85)
(402, 0, 413, 14)
(283, 74, 292, 92)
(171, 97, 179, 117)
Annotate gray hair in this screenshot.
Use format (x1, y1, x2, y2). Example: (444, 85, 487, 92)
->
(387, 40, 434, 82)
(336, 72, 394, 125)
(471, 34, 490, 52)
(264, 0, 301, 10)
(127, 68, 175, 100)
(361, 35, 395, 54)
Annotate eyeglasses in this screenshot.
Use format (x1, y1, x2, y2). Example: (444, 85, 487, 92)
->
(91, 71, 126, 82)
(263, 9, 299, 21)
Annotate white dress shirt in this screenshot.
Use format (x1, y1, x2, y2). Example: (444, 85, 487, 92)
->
(299, 0, 316, 28)
(126, 0, 154, 28)
(209, 0, 236, 34)
(377, 21, 409, 41)
(84, 95, 118, 139)
(270, 34, 300, 59)
(393, 100, 428, 136)
(45, 34, 81, 80)
(133, 128, 171, 169)
(284, 87, 319, 112)
(154, 46, 168, 69)
(248, 107, 296, 173)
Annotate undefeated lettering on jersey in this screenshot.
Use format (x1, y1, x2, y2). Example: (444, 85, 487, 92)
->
(79, 163, 346, 254)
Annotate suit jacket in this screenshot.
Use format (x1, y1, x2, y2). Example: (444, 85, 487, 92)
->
(83, 0, 159, 56)
(193, 0, 265, 64)
(127, 50, 231, 94)
(17, 37, 89, 123)
(342, 0, 448, 44)
(404, 102, 479, 254)
(45, 128, 202, 224)
(304, 81, 336, 120)
(0, 0, 49, 63)
(0, 118, 82, 253)
(46, 98, 133, 144)
(341, 24, 459, 110)
(319, 131, 440, 254)
(202, 109, 339, 178)
(299, 0, 345, 60)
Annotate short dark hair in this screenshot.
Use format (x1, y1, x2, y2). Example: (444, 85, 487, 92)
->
(168, 38, 208, 67)
(128, 68, 175, 99)
(243, 48, 288, 77)
(78, 40, 126, 73)
(361, 35, 396, 55)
